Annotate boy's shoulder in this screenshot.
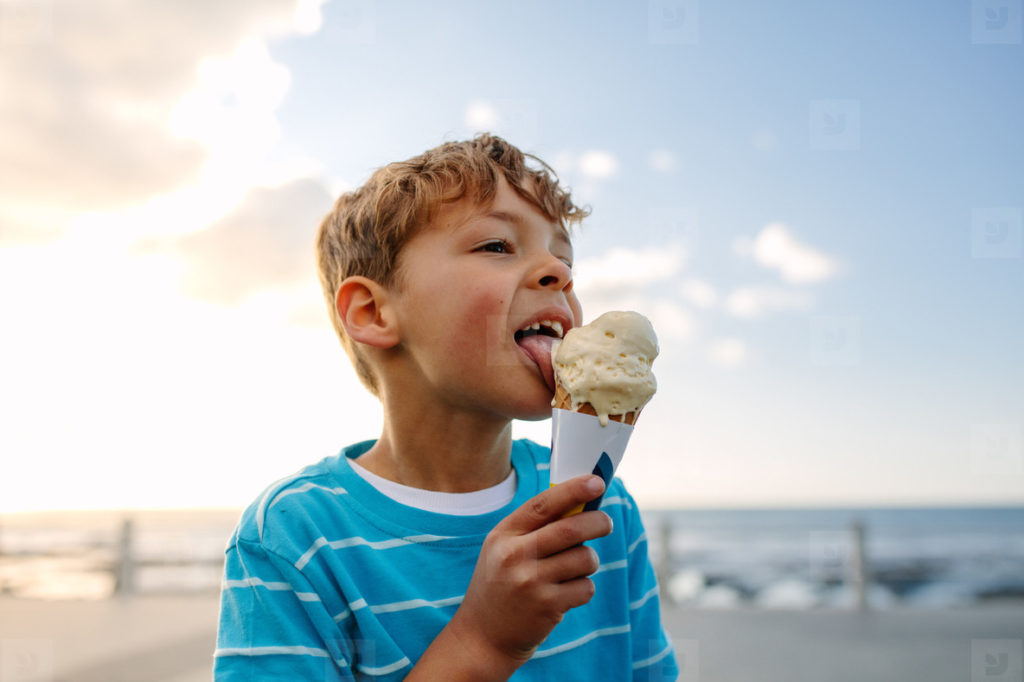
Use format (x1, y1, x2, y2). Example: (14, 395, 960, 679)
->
(229, 448, 357, 551)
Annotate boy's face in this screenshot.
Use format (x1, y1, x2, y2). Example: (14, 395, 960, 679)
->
(388, 175, 582, 421)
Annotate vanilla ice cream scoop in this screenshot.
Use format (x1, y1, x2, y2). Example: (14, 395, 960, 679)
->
(552, 311, 658, 426)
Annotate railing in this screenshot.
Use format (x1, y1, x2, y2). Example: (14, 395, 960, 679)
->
(0, 515, 229, 598)
(652, 516, 871, 610)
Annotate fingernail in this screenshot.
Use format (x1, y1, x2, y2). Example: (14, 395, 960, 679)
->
(586, 477, 604, 494)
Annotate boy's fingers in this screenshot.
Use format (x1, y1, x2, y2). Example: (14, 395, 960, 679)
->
(557, 577, 597, 611)
(501, 475, 605, 535)
(533, 511, 612, 559)
(539, 544, 600, 584)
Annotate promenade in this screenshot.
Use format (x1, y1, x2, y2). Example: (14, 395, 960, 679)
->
(1, 596, 1022, 681)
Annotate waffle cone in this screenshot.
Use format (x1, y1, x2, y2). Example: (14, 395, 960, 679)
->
(553, 384, 641, 426)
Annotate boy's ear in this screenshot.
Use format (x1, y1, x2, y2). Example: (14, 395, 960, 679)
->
(335, 276, 400, 349)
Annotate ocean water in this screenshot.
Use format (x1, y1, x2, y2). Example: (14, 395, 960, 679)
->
(2, 507, 1023, 607)
(640, 506, 1024, 609)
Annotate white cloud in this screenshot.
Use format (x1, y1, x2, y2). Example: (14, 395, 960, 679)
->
(741, 223, 841, 284)
(465, 100, 501, 130)
(573, 245, 685, 294)
(575, 289, 695, 342)
(0, 0, 316, 228)
(143, 177, 335, 305)
(578, 150, 619, 179)
(679, 278, 717, 309)
(168, 40, 291, 152)
(462, 99, 539, 148)
(649, 299, 697, 341)
(571, 245, 693, 340)
(725, 285, 813, 318)
(707, 338, 748, 367)
(648, 149, 678, 172)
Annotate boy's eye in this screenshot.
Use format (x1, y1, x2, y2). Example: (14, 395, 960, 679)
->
(476, 239, 513, 254)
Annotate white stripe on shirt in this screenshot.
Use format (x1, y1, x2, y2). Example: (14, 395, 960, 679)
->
(627, 532, 647, 555)
(369, 594, 464, 614)
(633, 642, 675, 669)
(295, 533, 453, 570)
(532, 624, 631, 659)
(357, 657, 412, 676)
(593, 559, 628, 575)
(222, 577, 321, 602)
(630, 585, 660, 610)
(214, 645, 340, 661)
(268, 483, 348, 511)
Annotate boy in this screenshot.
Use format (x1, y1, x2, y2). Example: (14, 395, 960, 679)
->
(214, 134, 678, 680)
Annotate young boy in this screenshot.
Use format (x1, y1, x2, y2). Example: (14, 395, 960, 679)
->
(214, 134, 678, 680)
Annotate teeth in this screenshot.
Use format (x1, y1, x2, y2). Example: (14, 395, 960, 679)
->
(517, 319, 566, 338)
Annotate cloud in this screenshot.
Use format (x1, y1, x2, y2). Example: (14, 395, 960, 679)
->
(707, 338, 748, 367)
(737, 223, 841, 284)
(578, 150, 620, 179)
(163, 177, 335, 304)
(0, 0, 320, 227)
(465, 100, 500, 130)
(573, 245, 685, 294)
(724, 285, 813, 318)
(679, 278, 717, 309)
(462, 99, 539, 148)
(572, 245, 694, 340)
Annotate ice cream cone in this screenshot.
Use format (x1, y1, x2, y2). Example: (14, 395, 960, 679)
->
(553, 384, 641, 426)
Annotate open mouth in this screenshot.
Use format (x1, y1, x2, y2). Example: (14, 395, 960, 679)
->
(513, 319, 565, 344)
(513, 319, 565, 393)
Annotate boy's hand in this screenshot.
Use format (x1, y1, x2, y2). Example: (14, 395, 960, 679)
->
(445, 475, 613, 675)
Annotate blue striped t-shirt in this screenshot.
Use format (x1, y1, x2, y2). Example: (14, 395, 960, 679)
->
(215, 439, 678, 680)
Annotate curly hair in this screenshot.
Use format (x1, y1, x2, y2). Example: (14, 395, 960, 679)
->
(315, 133, 589, 396)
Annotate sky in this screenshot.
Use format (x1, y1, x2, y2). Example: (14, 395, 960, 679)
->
(1, 0, 1022, 512)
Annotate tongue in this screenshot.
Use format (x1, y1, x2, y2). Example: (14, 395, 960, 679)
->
(517, 334, 557, 393)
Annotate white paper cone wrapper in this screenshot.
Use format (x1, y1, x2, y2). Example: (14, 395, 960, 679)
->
(550, 408, 634, 512)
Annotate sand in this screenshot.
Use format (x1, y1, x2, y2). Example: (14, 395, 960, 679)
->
(1, 596, 1022, 681)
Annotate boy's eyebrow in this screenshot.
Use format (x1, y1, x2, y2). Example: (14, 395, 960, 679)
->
(481, 210, 573, 249)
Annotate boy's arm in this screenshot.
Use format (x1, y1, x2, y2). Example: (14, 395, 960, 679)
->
(215, 537, 354, 681)
(407, 475, 613, 681)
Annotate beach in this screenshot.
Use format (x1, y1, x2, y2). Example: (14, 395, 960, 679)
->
(2, 596, 1022, 681)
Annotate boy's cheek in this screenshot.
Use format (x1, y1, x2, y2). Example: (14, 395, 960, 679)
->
(484, 313, 519, 368)
(568, 292, 583, 327)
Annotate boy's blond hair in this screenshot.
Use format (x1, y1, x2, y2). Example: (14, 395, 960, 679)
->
(316, 133, 590, 396)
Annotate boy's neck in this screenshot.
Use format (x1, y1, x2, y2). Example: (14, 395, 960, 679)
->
(357, 393, 515, 493)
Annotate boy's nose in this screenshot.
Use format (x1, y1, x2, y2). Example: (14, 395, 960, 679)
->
(535, 256, 573, 292)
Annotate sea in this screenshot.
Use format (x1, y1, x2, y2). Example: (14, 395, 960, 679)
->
(1, 506, 1023, 608)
